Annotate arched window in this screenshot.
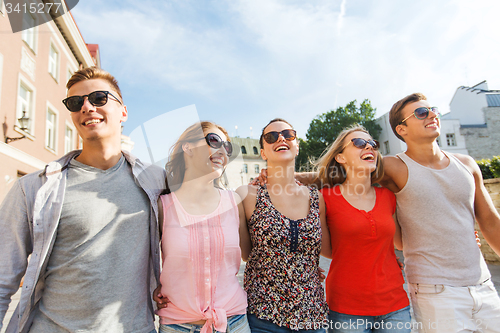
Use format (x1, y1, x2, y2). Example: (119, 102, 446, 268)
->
(253, 146, 258, 155)
(241, 146, 247, 154)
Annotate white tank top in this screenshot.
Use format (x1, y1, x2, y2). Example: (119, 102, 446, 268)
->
(395, 151, 490, 286)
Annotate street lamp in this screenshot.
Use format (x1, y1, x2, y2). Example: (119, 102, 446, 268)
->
(5, 111, 30, 144)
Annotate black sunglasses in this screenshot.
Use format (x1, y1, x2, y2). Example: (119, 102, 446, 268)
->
(262, 129, 297, 144)
(400, 106, 439, 124)
(62, 91, 122, 112)
(205, 133, 233, 157)
(343, 138, 379, 150)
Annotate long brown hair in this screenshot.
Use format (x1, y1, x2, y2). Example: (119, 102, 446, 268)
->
(163, 121, 230, 194)
(314, 124, 384, 187)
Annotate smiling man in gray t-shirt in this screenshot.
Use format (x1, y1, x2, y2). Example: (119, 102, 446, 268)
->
(0, 67, 165, 333)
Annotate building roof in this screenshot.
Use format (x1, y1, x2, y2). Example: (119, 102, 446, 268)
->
(486, 94, 500, 107)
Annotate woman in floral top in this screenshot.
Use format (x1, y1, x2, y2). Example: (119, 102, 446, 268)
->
(236, 118, 331, 333)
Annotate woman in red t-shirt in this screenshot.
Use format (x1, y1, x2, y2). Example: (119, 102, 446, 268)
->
(314, 125, 410, 333)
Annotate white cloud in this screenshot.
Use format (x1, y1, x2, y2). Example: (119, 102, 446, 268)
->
(71, 0, 500, 138)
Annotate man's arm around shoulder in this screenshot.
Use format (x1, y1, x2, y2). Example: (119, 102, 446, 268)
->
(380, 156, 407, 193)
(454, 153, 500, 256)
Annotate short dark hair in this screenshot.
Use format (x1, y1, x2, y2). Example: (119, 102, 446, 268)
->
(389, 93, 427, 142)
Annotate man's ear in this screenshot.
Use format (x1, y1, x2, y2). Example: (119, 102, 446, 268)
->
(396, 124, 407, 139)
(120, 105, 128, 122)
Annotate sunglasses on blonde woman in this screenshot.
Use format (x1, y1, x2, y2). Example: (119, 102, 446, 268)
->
(343, 138, 379, 151)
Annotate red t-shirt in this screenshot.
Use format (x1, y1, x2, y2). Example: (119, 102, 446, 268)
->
(320, 186, 409, 316)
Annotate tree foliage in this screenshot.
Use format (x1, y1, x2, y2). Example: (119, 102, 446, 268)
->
(297, 99, 382, 171)
(476, 156, 500, 179)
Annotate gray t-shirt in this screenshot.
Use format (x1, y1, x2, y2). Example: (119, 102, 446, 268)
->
(30, 155, 154, 333)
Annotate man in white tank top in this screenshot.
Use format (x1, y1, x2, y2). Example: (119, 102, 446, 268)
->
(380, 93, 500, 332)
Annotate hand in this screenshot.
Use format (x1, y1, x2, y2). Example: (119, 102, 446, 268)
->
(153, 284, 170, 309)
(475, 231, 482, 248)
(396, 257, 404, 270)
(318, 267, 326, 283)
(249, 168, 268, 186)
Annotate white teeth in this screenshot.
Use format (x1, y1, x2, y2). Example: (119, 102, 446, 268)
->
(275, 146, 289, 151)
(210, 157, 224, 166)
(361, 154, 374, 160)
(84, 119, 102, 125)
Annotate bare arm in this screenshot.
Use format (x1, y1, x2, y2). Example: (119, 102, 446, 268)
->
(319, 192, 332, 259)
(456, 154, 500, 256)
(233, 191, 252, 262)
(296, 171, 321, 187)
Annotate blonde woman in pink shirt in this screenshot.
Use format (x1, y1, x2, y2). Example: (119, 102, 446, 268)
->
(155, 121, 252, 333)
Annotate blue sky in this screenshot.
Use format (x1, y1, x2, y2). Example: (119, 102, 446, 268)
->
(71, 0, 500, 142)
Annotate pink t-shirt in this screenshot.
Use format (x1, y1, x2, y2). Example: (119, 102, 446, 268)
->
(157, 190, 247, 333)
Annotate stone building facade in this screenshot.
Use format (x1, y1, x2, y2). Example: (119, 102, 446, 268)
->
(223, 137, 266, 189)
(448, 81, 500, 160)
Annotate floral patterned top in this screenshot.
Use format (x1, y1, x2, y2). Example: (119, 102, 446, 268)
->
(244, 185, 328, 329)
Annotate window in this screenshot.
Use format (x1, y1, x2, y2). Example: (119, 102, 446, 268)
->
(48, 44, 59, 80)
(17, 82, 34, 134)
(241, 146, 247, 154)
(67, 68, 74, 85)
(384, 141, 390, 155)
(242, 164, 248, 173)
(446, 134, 456, 147)
(45, 108, 57, 151)
(253, 146, 258, 155)
(254, 164, 259, 174)
(22, 10, 36, 51)
(65, 125, 74, 154)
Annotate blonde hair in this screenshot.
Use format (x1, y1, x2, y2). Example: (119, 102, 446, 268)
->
(314, 124, 384, 187)
(164, 121, 230, 193)
(67, 66, 122, 100)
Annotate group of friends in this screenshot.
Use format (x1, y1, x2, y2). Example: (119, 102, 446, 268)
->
(1, 66, 500, 333)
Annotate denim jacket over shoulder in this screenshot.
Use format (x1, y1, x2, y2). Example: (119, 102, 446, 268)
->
(0, 150, 166, 333)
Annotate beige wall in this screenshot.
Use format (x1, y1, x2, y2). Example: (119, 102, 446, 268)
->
(0, 2, 94, 203)
(476, 178, 500, 264)
(224, 137, 267, 189)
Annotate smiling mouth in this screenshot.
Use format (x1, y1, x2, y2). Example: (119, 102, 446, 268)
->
(361, 153, 375, 161)
(275, 146, 289, 152)
(83, 119, 103, 126)
(210, 156, 224, 167)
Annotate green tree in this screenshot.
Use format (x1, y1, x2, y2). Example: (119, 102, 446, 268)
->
(297, 99, 382, 171)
